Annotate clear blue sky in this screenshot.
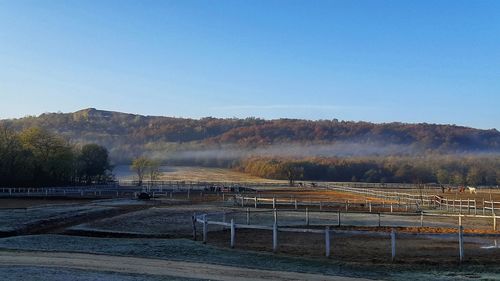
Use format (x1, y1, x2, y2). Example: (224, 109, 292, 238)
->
(1, 0, 499, 129)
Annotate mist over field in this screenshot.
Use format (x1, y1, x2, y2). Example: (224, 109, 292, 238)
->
(2, 108, 500, 185)
(158, 142, 416, 162)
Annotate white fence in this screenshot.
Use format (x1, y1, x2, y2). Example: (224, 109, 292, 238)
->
(192, 209, 488, 262)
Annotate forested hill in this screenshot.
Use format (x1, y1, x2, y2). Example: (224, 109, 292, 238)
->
(1, 108, 499, 162)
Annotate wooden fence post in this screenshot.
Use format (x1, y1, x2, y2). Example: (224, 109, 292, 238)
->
(345, 200, 349, 212)
(325, 226, 331, 258)
(458, 225, 464, 262)
(246, 208, 250, 225)
(203, 214, 208, 244)
(294, 199, 298, 210)
(305, 207, 309, 226)
(391, 228, 396, 262)
(254, 197, 257, 208)
(390, 203, 393, 213)
(420, 212, 424, 227)
(273, 209, 278, 225)
(230, 219, 235, 248)
(458, 215, 462, 227)
(273, 223, 278, 253)
(191, 214, 197, 241)
(494, 213, 497, 231)
(369, 202, 372, 213)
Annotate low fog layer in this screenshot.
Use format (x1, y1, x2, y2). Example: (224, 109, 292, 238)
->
(149, 142, 420, 161)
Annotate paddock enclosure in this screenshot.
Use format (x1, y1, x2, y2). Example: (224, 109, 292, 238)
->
(2, 180, 500, 264)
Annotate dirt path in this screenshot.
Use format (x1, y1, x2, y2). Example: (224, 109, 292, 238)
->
(0, 250, 372, 281)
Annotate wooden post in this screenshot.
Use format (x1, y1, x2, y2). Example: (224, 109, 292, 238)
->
(294, 199, 298, 210)
(458, 215, 462, 227)
(203, 214, 208, 244)
(369, 202, 372, 213)
(345, 200, 348, 212)
(274, 209, 278, 225)
(273, 223, 278, 253)
(391, 228, 396, 262)
(390, 203, 393, 213)
(494, 213, 497, 231)
(483, 199, 485, 215)
(191, 214, 197, 241)
(254, 197, 257, 208)
(305, 207, 309, 226)
(420, 212, 424, 227)
(492, 201, 495, 216)
(246, 208, 250, 225)
(230, 219, 235, 248)
(474, 200, 477, 216)
(458, 225, 464, 262)
(467, 199, 470, 215)
(325, 226, 331, 258)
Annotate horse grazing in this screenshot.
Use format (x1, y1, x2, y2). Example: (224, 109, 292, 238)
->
(467, 186, 477, 194)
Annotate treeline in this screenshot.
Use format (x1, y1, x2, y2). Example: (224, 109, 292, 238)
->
(237, 156, 500, 186)
(2, 108, 500, 163)
(0, 127, 112, 187)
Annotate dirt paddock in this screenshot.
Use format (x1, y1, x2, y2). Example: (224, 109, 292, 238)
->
(207, 227, 500, 265)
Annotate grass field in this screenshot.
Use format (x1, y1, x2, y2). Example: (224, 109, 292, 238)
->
(115, 165, 285, 183)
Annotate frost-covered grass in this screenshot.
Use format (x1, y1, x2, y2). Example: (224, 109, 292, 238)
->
(0, 204, 115, 232)
(0, 198, 154, 233)
(1, 235, 499, 281)
(70, 204, 222, 235)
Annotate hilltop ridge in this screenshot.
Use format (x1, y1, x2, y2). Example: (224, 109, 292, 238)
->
(1, 108, 499, 162)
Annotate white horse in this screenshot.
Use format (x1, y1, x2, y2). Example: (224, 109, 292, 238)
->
(466, 186, 477, 194)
